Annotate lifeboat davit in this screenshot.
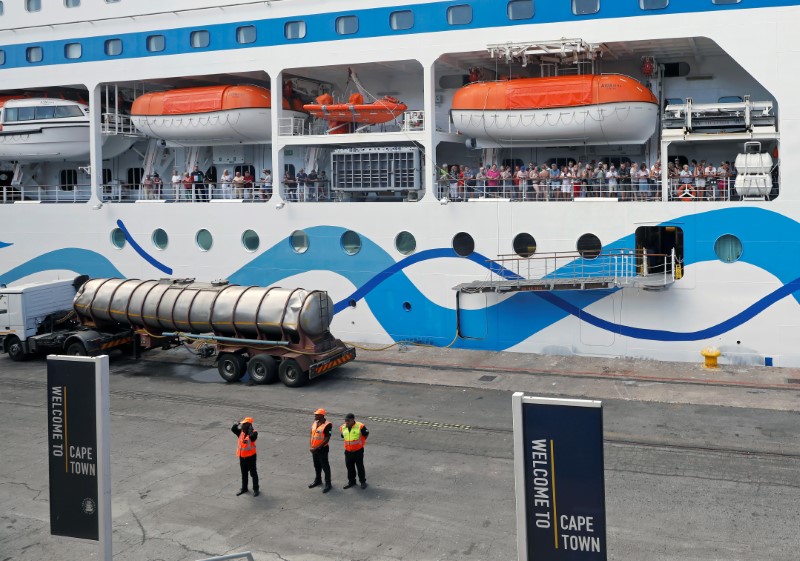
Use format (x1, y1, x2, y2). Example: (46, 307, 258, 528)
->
(451, 74, 659, 147)
(131, 85, 306, 145)
(303, 93, 407, 134)
(0, 98, 134, 161)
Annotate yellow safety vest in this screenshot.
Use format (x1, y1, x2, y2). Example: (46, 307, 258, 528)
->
(340, 422, 365, 452)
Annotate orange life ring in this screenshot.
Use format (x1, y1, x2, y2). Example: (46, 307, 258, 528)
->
(677, 184, 695, 201)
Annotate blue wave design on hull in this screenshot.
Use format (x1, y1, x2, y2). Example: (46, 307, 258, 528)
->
(116, 219, 173, 275)
(0, 248, 123, 286)
(0, 241, 12, 249)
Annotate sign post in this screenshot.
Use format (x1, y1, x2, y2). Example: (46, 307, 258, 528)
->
(512, 392, 607, 561)
(47, 355, 112, 560)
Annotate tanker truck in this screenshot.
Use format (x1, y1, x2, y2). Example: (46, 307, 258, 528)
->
(3, 277, 355, 387)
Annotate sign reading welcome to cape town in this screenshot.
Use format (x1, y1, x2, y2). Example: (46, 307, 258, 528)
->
(512, 393, 607, 561)
(47, 357, 100, 540)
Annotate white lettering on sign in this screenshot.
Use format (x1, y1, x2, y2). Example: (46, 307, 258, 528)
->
(50, 386, 65, 458)
(560, 515, 601, 552)
(530, 439, 552, 529)
(560, 534, 602, 552)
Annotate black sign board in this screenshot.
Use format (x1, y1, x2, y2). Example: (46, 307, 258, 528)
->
(513, 394, 607, 561)
(47, 357, 99, 541)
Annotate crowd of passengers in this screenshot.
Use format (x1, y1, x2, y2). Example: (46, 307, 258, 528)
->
(137, 166, 330, 202)
(439, 158, 740, 201)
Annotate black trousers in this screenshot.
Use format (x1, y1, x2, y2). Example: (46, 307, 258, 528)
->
(312, 446, 331, 483)
(345, 449, 366, 484)
(239, 455, 259, 491)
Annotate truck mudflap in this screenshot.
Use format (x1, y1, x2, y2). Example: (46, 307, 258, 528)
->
(309, 346, 356, 379)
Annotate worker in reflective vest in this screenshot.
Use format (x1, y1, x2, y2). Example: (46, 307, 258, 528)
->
(340, 413, 369, 489)
(231, 416, 259, 496)
(309, 408, 332, 493)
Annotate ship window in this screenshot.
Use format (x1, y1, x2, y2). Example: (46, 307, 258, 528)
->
(110, 228, 126, 249)
(35, 106, 56, 119)
(60, 170, 78, 191)
(152, 229, 168, 250)
(16, 107, 35, 121)
(241, 229, 260, 252)
(285, 21, 306, 40)
(447, 5, 473, 25)
(0, 51, 5, 66)
(452, 232, 475, 257)
(507, 0, 534, 20)
(25, 0, 40, 12)
(714, 234, 742, 263)
(195, 229, 213, 251)
(55, 105, 83, 117)
(572, 0, 599, 15)
(65, 43, 82, 59)
(713, 0, 740, 4)
(105, 39, 122, 56)
(395, 231, 416, 255)
(640, 0, 668, 8)
(577, 233, 602, 260)
(341, 230, 361, 255)
(513, 233, 537, 258)
(390, 10, 414, 30)
(26, 47, 43, 63)
(64, 0, 80, 7)
(290, 230, 309, 254)
(190, 30, 210, 49)
(147, 35, 165, 52)
(336, 16, 359, 35)
(0, 2, 4, 16)
(236, 26, 256, 44)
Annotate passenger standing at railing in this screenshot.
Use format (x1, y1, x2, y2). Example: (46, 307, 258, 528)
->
(694, 160, 706, 200)
(205, 166, 217, 200)
(583, 165, 593, 198)
(716, 163, 728, 201)
(538, 165, 550, 200)
(527, 164, 539, 201)
(153, 173, 163, 200)
(618, 162, 630, 201)
(606, 165, 619, 199)
(143, 175, 154, 200)
(307, 169, 318, 202)
(463, 165, 475, 199)
(171, 169, 182, 201)
(592, 165, 604, 197)
(548, 163, 561, 200)
(500, 166, 512, 198)
(283, 169, 297, 201)
(220, 169, 233, 199)
(704, 162, 717, 201)
(458, 165, 466, 200)
(486, 164, 500, 196)
(448, 165, 459, 200)
(635, 163, 649, 201)
(679, 164, 693, 191)
(191, 166, 206, 202)
(667, 162, 679, 197)
(475, 166, 487, 197)
(182, 172, 193, 201)
(297, 168, 308, 201)
(232, 171, 244, 199)
(261, 169, 272, 200)
(243, 170, 255, 200)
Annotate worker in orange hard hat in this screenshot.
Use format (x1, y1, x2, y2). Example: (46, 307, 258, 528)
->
(231, 416, 259, 496)
(309, 408, 332, 493)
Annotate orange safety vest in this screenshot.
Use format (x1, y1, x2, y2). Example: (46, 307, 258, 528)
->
(340, 422, 366, 452)
(237, 431, 256, 458)
(310, 420, 332, 449)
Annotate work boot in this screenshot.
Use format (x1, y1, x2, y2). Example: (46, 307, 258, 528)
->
(360, 481, 368, 489)
(343, 481, 356, 489)
(323, 482, 332, 494)
(253, 490, 260, 497)
(308, 480, 322, 489)
(236, 489, 248, 496)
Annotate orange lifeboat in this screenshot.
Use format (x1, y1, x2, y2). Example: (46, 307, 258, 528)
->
(131, 85, 306, 144)
(451, 74, 659, 147)
(304, 93, 407, 134)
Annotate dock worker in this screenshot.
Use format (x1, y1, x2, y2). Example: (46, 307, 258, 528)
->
(309, 408, 332, 493)
(340, 413, 369, 489)
(231, 416, 259, 496)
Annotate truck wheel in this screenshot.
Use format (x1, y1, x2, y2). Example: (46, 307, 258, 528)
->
(278, 358, 308, 388)
(66, 342, 87, 356)
(218, 353, 245, 383)
(247, 355, 278, 385)
(6, 336, 26, 362)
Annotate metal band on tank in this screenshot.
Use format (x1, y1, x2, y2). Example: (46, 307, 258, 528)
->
(110, 279, 137, 325)
(278, 288, 302, 342)
(138, 282, 163, 332)
(231, 286, 254, 339)
(185, 287, 203, 333)
(169, 282, 192, 333)
(86, 278, 115, 327)
(253, 287, 277, 340)
(208, 283, 238, 335)
(125, 280, 149, 326)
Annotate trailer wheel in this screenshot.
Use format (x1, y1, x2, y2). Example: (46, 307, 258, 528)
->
(218, 353, 245, 383)
(6, 336, 26, 362)
(278, 358, 308, 388)
(66, 342, 87, 356)
(247, 355, 278, 385)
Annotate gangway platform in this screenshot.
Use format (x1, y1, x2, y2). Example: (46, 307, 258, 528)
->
(454, 249, 677, 294)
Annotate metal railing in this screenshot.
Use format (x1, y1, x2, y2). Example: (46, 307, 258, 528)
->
(99, 183, 273, 203)
(1, 184, 92, 203)
(101, 113, 143, 137)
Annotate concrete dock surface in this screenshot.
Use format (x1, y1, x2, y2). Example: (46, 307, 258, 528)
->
(1, 345, 799, 561)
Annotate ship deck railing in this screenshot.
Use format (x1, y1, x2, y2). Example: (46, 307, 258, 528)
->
(102, 113, 145, 137)
(278, 111, 422, 137)
(454, 249, 677, 293)
(0, 184, 92, 203)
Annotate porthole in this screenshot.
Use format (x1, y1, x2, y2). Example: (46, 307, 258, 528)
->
(25, 0, 40, 12)
(452, 232, 475, 257)
(285, 21, 306, 40)
(640, 0, 668, 9)
(714, 234, 742, 263)
(395, 231, 416, 255)
(577, 233, 601, 260)
(236, 25, 256, 44)
(104, 39, 122, 56)
(341, 230, 361, 255)
(290, 230, 309, 254)
(196, 229, 213, 252)
(513, 233, 537, 258)
(65, 43, 82, 60)
(390, 10, 414, 30)
(241, 229, 260, 252)
(336, 15, 359, 35)
(507, 0, 534, 20)
(147, 35, 166, 52)
(402, 301, 412, 312)
(26, 47, 43, 63)
(572, 0, 599, 15)
(190, 30, 210, 49)
(447, 4, 473, 25)
(152, 228, 168, 250)
(110, 228, 126, 249)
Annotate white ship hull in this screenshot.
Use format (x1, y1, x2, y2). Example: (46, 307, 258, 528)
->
(452, 102, 660, 147)
(0, 125, 135, 161)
